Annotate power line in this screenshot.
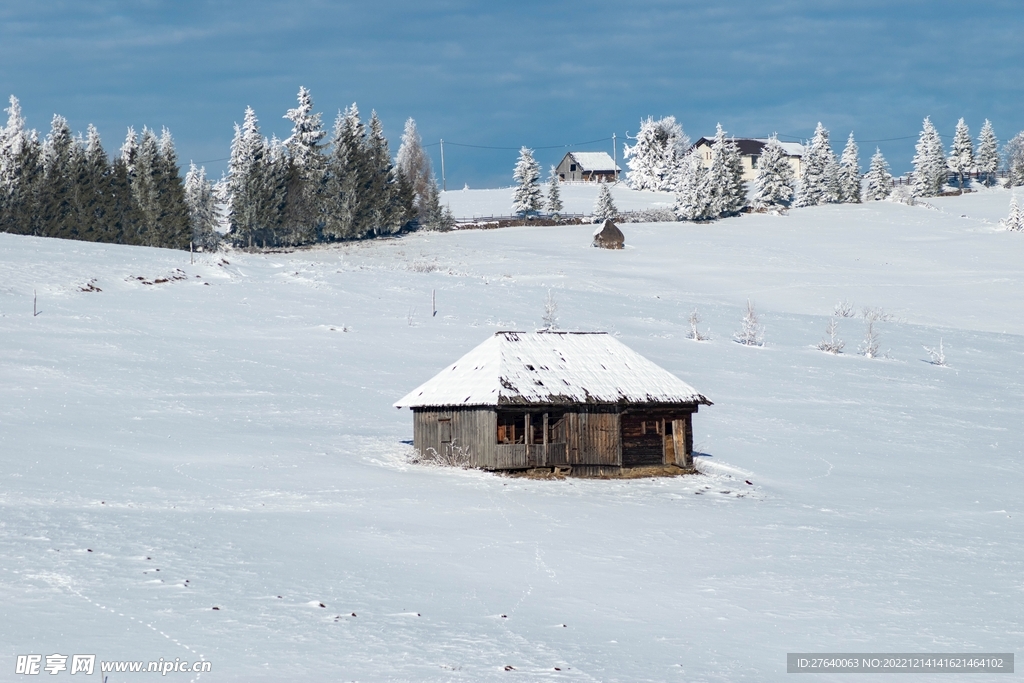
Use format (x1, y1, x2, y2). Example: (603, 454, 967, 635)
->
(436, 136, 612, 151)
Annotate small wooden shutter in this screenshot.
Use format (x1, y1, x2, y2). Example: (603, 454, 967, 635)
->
(439, 418, 452, 443)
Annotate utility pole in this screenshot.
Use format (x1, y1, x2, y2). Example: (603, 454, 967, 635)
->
(612, 133, 617, 183)
(440, 139, 446, 192)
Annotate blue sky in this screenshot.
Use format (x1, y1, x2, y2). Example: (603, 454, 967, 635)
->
(2, 1, 1022, 188)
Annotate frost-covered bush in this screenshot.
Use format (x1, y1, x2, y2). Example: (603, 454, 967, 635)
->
(618, 208, 677, 223)
(734, 300, 764, 346)
(688, 309, 710, 341)
(817, 317, 845, 354)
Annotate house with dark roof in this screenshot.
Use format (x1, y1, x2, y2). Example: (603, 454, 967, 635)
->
(691, 137, 804, 181)
(394, 331, 711, 476)
(555, 152, 621, 182)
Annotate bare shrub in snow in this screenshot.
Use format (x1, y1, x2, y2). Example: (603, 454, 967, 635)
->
(414, 441, 471, 468)
(734, 300, 764, 346)
(817, 317, 845, 354)
(834, 299, 855, 318)
(859, 308, 892, 359)
(618, 208, 678, 223)
(688, 309, 710, 341)
(924, 339, 948, 366)
(408, 260, 440, 273)
(541, 289, 558, 330)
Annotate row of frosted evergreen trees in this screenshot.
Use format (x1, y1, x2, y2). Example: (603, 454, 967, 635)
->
(512, 116, 1024, 222)
(0, 96, 193, 249)
(0, 88, 451, 251)
(225, 87, 451, 249)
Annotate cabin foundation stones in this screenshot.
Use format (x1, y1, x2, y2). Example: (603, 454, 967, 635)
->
(592, 220, 624, 249)
(395, 331, 711, 478)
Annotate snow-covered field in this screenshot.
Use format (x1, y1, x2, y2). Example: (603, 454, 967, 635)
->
(1, 186, 1022, 682)
(440, 183, 674, 218)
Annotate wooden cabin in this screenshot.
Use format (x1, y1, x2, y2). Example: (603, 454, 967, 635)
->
(555, 152, 621, 182)
(394, 331, 712, 476)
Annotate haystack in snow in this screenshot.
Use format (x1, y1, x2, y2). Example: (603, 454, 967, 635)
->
(592, 220, 624, 249)
(395, 331, 711, 476)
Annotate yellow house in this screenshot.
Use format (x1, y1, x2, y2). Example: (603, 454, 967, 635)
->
(691, 138, 804, 182)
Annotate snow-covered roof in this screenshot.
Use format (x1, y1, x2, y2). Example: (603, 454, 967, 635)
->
(752, 139, 805, 157)
(568, 152, 620, 172)
(394, 332, 710, 408)
(692, 137, 804, 158)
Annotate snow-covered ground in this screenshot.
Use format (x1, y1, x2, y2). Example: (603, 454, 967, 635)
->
(1, 186, 1022, 682)
(440, 183, 674, 218)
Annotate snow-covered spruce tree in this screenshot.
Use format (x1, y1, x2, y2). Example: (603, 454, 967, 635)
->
(623, 116, 689, 192)
(282, 86, 327, 244)
(838, 132, 861, 203)
(673, 148, 709, 220)
(0, 96, 29, 207)
(976, 120, 999, 187)
(912, 117, 947, 197)
(704, 124, 746, 217)
(734, 300, 764, 346)
(511, 146, 542, 217)
(72, 124, 112, 242)
(321, 104, 364, 241)
(593, 182, 618, 223)
(863, 148, 893, 201)
(796, 122, 839, 207)
(1004, 132, 1024, 188)
(395, 117, 433, 223)
(361, 111, 408, 237)
(419, 175, 455, 232)
(184, 163, 221, 250)
(0, 96, 43, 236)
(130, 127, 164, 245)
(752, 135, 795, 209)
(949, 118, 973, 191)
(1002, 195, 1022, 231)
(546, 167, 563, 217)
(38, 115, 77, 240)
(228, 107, 284, 248)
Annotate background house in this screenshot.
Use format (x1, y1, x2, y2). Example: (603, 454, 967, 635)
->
(692, 137, 804, 181)
(555, 152, 621, 182)
(394, 331, 711, 476)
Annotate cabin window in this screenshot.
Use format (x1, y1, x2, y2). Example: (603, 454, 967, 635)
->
(750, 154, 759, 168)
(496, 412, 523, 444)
(570, 163, 577, 172)
(438, 418, 452, 443)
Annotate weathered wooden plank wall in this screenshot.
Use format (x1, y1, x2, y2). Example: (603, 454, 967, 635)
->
(414, 408, 496, 467)
(412, 404, 700, 472)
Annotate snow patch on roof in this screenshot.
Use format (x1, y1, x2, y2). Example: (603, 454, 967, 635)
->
(394, 331, 710, 408)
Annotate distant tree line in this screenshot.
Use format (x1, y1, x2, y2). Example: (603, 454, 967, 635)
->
(512, 115, 1024, 223)
(0, 88, 452, 251)
(0, 96, 191, 248)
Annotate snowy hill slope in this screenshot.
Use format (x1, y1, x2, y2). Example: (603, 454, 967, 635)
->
(1, 187, 1022, 681)
(440, 183, 674, 218)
